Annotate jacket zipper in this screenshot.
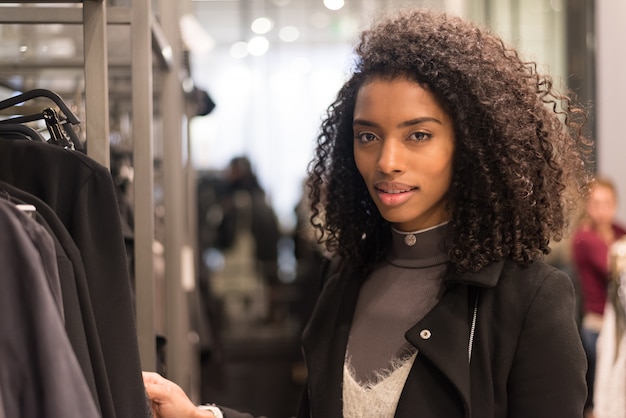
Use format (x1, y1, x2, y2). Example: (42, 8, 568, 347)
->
(468, 292, 479, 363)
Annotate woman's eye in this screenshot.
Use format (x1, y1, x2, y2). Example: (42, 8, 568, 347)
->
(356, 132, 377, 143)
(409, 132, 431, 141)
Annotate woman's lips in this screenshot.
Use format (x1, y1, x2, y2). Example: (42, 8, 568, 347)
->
(375, 185, 418, 207)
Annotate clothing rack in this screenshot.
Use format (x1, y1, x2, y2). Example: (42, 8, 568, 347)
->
(0, 0, 195, 390)
(0, 0, 200, 393)
(0, 55, 153, 414)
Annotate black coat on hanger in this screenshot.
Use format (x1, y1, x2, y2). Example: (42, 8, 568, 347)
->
(0, 181, 114, 417)
(0, 138, 150, 418)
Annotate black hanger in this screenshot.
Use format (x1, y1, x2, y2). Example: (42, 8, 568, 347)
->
(0, 88, 80, 124)
(0, 111, 80, 148)
(0, 89, 82, 150)
(0, 123, 47, 142)
(43, 108, 76, 149)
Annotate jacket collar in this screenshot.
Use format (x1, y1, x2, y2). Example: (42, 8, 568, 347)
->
(445, 260, 505, 288)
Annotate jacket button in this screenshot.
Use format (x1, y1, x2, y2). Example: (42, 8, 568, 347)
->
(420, 329, 431, 339)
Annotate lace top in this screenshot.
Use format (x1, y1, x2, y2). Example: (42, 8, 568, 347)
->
(343, 352, 417, 418)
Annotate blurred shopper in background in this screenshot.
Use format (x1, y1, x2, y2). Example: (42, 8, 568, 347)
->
(217, 156, 281, 322)
(573, 176, 626, 418)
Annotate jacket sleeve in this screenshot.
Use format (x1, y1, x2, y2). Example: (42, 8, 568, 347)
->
(296, 382, 310, 418)
(219, 406, 263, 418)
(507, 270, 587, 418)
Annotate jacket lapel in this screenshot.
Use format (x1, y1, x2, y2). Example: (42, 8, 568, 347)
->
(302, 268, 361, 417)
(397, 262, 505, 417)
(400, 284, 472, 416)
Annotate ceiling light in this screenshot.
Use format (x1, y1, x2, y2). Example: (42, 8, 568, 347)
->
(247, 36, 270, 56)
(251, 17, 274, 34)
(279, 26, 299, 42)
(323, 0, 344, 11)
(230, 41, 249, 59)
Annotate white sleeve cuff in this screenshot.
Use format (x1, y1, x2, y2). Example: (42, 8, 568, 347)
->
(198, 404, 224, 418)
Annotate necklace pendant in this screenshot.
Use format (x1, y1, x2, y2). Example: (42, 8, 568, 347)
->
(404, 233, 417, 246)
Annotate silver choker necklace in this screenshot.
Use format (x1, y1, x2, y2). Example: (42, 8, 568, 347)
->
(392, 221, 450, 247)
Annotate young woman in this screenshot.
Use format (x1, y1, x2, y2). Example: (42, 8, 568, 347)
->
(143, 8, 591, 418)
(572, 177, 626, 415)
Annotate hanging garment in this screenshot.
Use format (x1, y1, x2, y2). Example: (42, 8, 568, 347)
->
(0, 199, 100, 418)
(0, 181, 112, 416)
(0, 138, 150, 418)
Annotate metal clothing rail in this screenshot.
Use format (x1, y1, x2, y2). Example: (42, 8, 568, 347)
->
(0, 1, 111, 167)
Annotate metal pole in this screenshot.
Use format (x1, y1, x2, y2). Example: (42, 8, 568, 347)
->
(83, 0, 110, 168)
(160, 0, 193, 391)
(132, 0, 157, 372)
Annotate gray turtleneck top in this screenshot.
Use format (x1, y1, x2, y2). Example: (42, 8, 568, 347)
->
(346, 222, 450, 385)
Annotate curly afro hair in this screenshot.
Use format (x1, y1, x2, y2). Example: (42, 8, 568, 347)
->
(307, 8, 593, 276)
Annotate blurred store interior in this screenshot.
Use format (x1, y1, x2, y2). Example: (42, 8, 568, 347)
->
(0, 0, 624, 416)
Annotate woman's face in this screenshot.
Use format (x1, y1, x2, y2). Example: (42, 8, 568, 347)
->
(353, 77, 455, 232)
(587, 184, 617, 228)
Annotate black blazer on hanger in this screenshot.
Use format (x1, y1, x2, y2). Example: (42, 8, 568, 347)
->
(0, 181, 114, 417)
(0, 199, 100, 418)
(0, 138, 150, 418)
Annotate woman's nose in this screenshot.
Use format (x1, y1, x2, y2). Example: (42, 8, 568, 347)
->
(377, 138, 403, 174)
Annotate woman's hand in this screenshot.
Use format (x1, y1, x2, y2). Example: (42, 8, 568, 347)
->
(142, 371, 214, 418)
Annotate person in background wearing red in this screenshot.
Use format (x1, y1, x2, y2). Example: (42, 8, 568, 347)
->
(573, 176, 626, 418)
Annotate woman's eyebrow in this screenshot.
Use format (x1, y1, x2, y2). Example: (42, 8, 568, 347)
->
(352, 118, 378, 128)
(398, 117, 442, 128)
(352, 116, 442, 128)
